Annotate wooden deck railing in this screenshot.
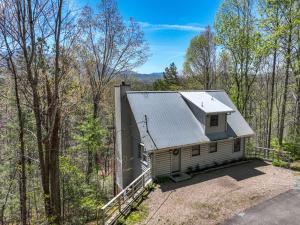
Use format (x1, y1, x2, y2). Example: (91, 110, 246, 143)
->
(97, 168, 152, 225)
(246, 147, 292, 162)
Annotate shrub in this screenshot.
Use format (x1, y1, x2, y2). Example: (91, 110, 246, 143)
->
(146, 183, 156, 191)
(290, 161, 300, 171)
(223, 160, 230, 165)
(195, 164, 200, 172)
(116, 217, 126, 224)
(187, 166, 193, 174)
(272, 159, 289, 168)
(154, 175, 169, 184)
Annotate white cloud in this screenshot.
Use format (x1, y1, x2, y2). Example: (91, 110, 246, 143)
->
(139, 22, 205, 32)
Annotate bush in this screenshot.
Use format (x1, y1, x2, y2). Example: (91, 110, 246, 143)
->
(146, 183, 156, 191)
(290, 161, 300, 171)
(195, 164, 200, 172)
(187, 166, 193, 174)
(272, 159, 289, 168)
(154, 175, 169, 184)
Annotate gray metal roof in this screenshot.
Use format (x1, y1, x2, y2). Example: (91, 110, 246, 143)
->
(180, 92, 235, 114)
(126, 90, 254, 151)
(208, 91, 255, 138)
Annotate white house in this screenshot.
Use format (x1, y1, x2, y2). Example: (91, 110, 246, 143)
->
(115, 82, 254, 190)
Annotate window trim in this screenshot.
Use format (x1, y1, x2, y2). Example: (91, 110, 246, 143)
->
(209, 142, 218, 153)
(210, 114, 219, 127)
(233, 138, 241, 152)
(138, 143, 148, 165)
(192, 145, 200, 156)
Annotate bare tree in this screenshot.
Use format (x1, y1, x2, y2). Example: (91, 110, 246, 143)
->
(0, 3, 27, 224)
(78, 0, 148, 183)
(0, 0, 76, 223)
(184, 26, 216, 89)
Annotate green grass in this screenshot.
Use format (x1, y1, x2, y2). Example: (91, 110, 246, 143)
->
(272, 159, 289, 168)
(116, 203, 149, 225)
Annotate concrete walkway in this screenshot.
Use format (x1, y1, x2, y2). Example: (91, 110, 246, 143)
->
(223, 179, 300, 225)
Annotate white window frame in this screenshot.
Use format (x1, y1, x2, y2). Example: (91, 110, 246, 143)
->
(210, 114, 219, 127)
(209, 142, 218, 153)
(233, 138, 241, 152)
(192, 145, 200, 156)
(138, 143, 148, 165)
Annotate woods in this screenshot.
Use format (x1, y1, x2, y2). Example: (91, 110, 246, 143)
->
(0, 0, 299, 224)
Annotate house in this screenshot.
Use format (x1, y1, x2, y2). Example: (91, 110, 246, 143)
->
(115, 82, 254, 190)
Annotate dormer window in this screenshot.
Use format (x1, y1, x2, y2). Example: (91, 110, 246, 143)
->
(210, 115, 219, 127)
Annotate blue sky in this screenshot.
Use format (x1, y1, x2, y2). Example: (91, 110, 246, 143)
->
(74, 0, 222, 73)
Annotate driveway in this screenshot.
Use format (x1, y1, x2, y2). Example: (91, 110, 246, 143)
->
(141, 160, 298, 225)
(223, 179, 300, 225)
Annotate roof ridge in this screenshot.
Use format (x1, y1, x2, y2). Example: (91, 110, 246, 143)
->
(126, 90, 225, 94)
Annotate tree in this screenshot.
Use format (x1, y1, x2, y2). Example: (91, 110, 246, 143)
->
(215, 0, 262, 117)
(163, 62, 180, 85)
(78, 0, 148, 183)
(0, 0, 77, 223)
(258, 0, 281, 147)
(184, 26, 216, 89)
(277, 0, 298, 145)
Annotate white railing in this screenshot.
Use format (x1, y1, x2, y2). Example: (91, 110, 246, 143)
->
(246, 146, 291, 162)
(97, 168, 152, 225)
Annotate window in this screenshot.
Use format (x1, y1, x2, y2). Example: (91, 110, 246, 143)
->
(138, 143, 148, 164)
(209, 142, 217, 153)
(210, 115, 219, 127)
(192, 145, 200, 156)
(234, 138, 241, 152)
(138, 143, 142, 159)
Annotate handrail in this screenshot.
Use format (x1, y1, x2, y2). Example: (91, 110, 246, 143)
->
(247, 146, 291, 162)
(102, 167, 151, 210)
(99, 167, 152, 225)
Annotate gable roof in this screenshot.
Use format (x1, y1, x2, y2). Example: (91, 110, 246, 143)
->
(126, 90, 254, 151)
(127, 92, 209, 151)
(180, 92, 235, 114)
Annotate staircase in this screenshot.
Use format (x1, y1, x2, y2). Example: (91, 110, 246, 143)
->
(98, 168, 152, 225)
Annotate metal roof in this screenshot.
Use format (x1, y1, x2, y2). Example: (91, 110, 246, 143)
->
(180, 91, 235, 114)
(126, 90, 254, 151)
(208, 91, 255, 138)
(127, 92, 209, 151)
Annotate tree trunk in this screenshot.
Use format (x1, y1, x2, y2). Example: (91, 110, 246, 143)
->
(267, 47, 277, 148)
(278, 27, 292, 146)
(86, 94, 100, 183)
(296, 78, 300, 136)
(50, 110, 61, 224)
(13, 72, 27, 225)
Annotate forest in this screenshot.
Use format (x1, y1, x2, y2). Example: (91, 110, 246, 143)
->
(0, 0, 299, 224)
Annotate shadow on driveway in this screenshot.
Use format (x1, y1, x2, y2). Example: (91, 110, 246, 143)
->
(160, 160, 267, 192)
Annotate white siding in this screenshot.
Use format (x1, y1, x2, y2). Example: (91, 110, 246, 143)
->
(152, 150, 171, 177)
(181, 139, 244, 172)
(205, 113, 226, 133)
(151, 138, 245, 177)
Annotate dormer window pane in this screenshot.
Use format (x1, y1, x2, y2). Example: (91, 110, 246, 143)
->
(210, 115, 219, 127)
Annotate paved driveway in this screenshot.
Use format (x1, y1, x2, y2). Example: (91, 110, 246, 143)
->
(142, 160, 298, 225)
(222, 189, 300, 225)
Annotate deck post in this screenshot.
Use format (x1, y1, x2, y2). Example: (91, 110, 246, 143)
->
(99, 208, 105, 225)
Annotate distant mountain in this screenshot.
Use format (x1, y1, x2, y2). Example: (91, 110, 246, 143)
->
(129, 72, 163, 82)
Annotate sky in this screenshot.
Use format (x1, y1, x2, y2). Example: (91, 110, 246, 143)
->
(74, 0, 222, 74)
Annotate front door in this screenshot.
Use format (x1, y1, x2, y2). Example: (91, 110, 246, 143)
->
(171, 148, 181, 173)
